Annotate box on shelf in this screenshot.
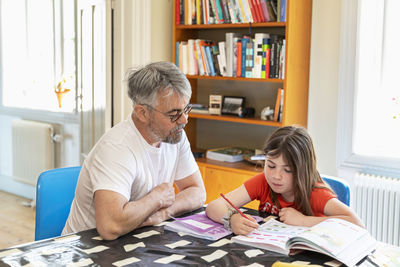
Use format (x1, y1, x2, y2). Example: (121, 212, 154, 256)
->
(209, 95, 222, 115)
(206, 147, 254, 163)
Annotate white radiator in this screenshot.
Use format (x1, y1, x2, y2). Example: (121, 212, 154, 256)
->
(12, 119, 54, 186)
(353, 172, 400, 246)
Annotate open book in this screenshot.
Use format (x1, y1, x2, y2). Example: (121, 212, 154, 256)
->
(164, 211, 262, 241)
(232, 218, 377, 267)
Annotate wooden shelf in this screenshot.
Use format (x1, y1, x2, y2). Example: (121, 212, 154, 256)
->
(196, 157, 262, 175)
(186, 75, 283, 83)
(173, 0, 312, 176)
(189, 113, 282, 126)
(176, 22, 286, 30)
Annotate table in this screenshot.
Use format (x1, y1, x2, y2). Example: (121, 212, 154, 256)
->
(0, 208, 378, 267)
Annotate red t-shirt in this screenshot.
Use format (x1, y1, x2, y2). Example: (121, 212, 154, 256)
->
(244, 173, 336, 216)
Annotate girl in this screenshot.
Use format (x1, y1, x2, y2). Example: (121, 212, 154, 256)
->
(206, 126, 364, 235)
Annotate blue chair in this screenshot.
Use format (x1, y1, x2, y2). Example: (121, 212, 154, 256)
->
(322, 175, 350, 206)
(35, 166, 81, 241)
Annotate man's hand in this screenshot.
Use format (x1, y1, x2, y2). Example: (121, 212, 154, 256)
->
(150, 183, 175, 209)
(139, 208, 170, 227)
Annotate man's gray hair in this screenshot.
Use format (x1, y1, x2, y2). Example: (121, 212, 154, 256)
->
(126, 61, 191, 107)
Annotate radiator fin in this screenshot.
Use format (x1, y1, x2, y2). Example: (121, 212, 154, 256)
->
(12, 119, 54, 185)
(354, 173, 400, 246)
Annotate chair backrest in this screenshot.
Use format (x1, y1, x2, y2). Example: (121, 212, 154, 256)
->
(322, 175, 350, 206)
(35, 166, 81, 241)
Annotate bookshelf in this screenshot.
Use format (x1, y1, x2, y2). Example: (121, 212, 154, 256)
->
(172, 0, 312, 203)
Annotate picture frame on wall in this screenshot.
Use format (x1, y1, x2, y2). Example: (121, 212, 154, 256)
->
(222, 96, 245, 116)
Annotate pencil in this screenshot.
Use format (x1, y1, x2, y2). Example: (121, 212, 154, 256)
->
(220, 193, 250, 220)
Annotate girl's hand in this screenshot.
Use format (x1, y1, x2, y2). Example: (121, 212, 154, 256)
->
(279, 207, 306, 225)
(230, 213, 259, 235)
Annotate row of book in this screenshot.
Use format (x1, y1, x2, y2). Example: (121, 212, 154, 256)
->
(176, 0, 286, 25)
(176, 33, 285, 79)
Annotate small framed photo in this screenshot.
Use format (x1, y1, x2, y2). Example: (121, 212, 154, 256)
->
(222, 96, 245, 116)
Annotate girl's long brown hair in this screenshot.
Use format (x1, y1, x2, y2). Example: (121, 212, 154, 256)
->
(263, 125, 330, 216)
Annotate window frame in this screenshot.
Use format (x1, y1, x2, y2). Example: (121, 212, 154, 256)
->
(337, 0, 400, 178)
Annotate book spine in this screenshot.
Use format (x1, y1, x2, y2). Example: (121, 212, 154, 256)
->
(274, 38, 281, 78)
(203, 0, 209, 24)
(236, 0, 247, 23)
(269, 35, 277, 78)
(197, 0, 201, 24)
(278, 88, 284, 122)
(193, 41, 202, 75)
(176, 0, 180, 25)
(209, 0, 217, 24)
(215, 0, 225, 23)
(225, 33, 234, 77)
(261, 37, 270, 79)
(218, 41, 227, 76)
(179, 42, 183, 72)
(191, 0, 197, 24)
(279, 0, 286, 22)
(253, 33, 268, 78)
(266, 0, 276, 21)
(182, 42, 188, 74)
(245, 40, 254, 78)
(260, 0, 270, 22)
(176, 42, 180, 67)
(273, 88, 282, 121)
(188, 39, 196, 75)
(254, 0, 265, 22)
(195, 39, 206, 75)
(211, 44, 221, 76)
(242, 0, 253, 23)
(221, 0, 232, 23)
(233, 36, 241, 75)
(280, 39, 285, 79)
(236, 41, 242, 77)
(241, 37, 249, 77)
(226, 0, 237, 23)
(250, 0, 260, 22)
(200, 42, 210, 75)
(205, 45, 216, 76)
(184, 0, 188, 24)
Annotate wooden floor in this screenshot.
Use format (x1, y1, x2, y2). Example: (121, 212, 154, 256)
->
(0, 190, 35, 249)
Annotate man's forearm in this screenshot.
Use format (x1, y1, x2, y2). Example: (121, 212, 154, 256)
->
(95, 190, 162, 240)
(167, 186, 206, 217)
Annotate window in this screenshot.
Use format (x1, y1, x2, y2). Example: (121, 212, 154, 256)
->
(0, 0, 76, 112)
(338, 0, 400, 176)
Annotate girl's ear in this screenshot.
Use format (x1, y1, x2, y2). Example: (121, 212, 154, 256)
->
(134, 104, 149, 123)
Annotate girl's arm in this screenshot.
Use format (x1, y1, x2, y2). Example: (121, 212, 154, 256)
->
(205, 185, 259, 235)
(279, 198, 364, 227)
(323, 198, 364, 227)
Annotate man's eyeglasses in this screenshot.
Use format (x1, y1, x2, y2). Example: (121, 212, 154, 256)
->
(141, 103, 192, 123)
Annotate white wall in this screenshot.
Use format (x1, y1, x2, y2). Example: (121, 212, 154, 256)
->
(308, 1, 341, 176)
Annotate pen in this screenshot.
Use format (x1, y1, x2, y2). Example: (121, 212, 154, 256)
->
(220, 193, 250, 220)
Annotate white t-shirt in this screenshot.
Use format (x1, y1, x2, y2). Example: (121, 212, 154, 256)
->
(62, 116, 198, 234)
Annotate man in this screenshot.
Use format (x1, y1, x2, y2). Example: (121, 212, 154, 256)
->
(63, 61, 206, 240)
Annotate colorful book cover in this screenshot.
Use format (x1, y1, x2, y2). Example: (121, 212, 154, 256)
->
(165, 212, 232, 241)
(165, 211, 263, 241)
